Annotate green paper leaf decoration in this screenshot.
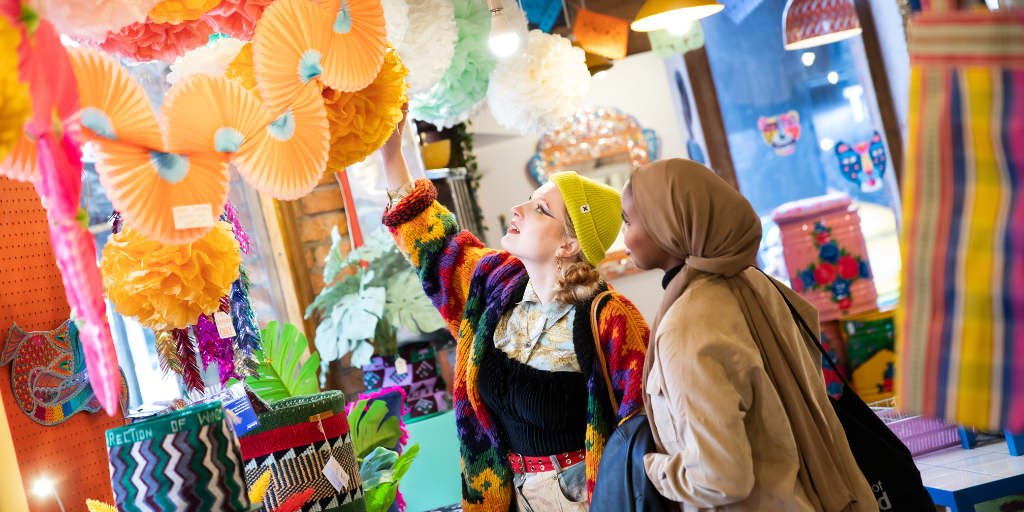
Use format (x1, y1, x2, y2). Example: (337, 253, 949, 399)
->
(244, 321, 321, 403)
(348, 397, 403, 460)
(363, 444, 420, 512)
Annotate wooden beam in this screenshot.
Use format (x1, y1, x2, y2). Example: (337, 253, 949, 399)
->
(276, 198, 321, 346)
(854, 0, 905, 191)
(684, 46, 740, 191)
(257, 193, 310, 340)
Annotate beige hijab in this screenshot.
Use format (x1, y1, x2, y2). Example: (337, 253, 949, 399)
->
(634, 159, 859, 512)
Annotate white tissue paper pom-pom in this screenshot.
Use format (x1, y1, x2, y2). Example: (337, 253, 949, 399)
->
(36, 0, 161, 43)
(397, 0, 458, 96)
(382, 0, 410, 48)
(486, 30, 590, 135)
(167, 38, 247, 85)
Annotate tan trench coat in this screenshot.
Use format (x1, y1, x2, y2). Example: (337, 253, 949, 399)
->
(643, 269, 878, 512)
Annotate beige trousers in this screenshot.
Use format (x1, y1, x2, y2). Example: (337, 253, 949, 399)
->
(513, 457, 588, 512)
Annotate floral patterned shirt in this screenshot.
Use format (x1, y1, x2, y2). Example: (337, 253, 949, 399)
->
(492, 281, 579, 373)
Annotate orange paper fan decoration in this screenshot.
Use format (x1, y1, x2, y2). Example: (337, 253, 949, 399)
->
(67, 46, 164, 150)
(161, 73, 270, 154)
(318, 0, 387, 93)
(252, 0, 329, 115)
(233, 82, 329, 200)
(0, 135, 38, 182)
(92, 138, 230, 244)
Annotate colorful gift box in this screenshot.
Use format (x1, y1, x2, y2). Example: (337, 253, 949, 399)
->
(238, 391, 365, 512)
(105, 401, 258, 512)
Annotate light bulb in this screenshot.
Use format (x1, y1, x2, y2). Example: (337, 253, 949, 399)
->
(34, 479, 53, 497)
(827, 71, 839, 84)
(667, 19, 692, 36)
(594, 71, 608, 80)
(488, 9, 520, 56)
(801, 52, 815, 66)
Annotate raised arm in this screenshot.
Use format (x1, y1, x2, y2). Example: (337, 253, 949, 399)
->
(380, 111, 500, 334)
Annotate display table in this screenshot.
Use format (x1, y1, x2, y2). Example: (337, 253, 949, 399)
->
(401, 410, 462, 512)
(917, 437, 1024, 511)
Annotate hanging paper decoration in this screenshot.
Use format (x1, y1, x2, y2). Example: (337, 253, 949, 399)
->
(486, 31, 588, 135)
(173, 327, 204, 393)
(167, 36, 246, 83)
(0, 136, 37, 182)
(222, 41, 331, 200)
(520, 0, 561, 33)
(835, 131, 886, 193)
(16, 16, 123, 417)
(382, 0, 410, 48)
(647, 24, 705, 58)
(201, 0, 274, 41)
(757, 110, 800, 156)
(252, 0, 386, 115)
(70, 46, 234, 244)
(147, 0, 221, 24)
(35, 0, 161, 43)
(97, 16, 216, 63)
(0, 16, 28, 170)
(156, 330, 182, 376)
(324, 46, 409, 172)
(396, 0, 457, 96)
(161, 73, 270, 154)
(409, 0, 494, 129)
(572, 8, 628, 61)
(100, 222, 242, 331)
(0, 321, 129, 426)
(224, 41, 261, 99)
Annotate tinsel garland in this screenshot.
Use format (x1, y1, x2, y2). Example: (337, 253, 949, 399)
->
(155, 330, 182, 375)
(221, 200, 251, 254)
(194, 313, 239, 384)
(174, 327, 204, 393)
(230, 264, 261, 356)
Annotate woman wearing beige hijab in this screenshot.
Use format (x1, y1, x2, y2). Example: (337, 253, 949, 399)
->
(620, 159, 877, 512)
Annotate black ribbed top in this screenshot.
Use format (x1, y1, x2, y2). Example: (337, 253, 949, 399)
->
(477, 345, 589, 457)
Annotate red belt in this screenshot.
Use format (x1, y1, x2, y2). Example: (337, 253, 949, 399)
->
(508, 449, 586, 474)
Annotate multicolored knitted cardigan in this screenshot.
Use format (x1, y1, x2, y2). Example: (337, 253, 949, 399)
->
(383, 180, 649, 511)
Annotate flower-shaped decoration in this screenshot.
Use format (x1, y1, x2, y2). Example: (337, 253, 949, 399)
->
(147, 0, 222, 24)
(97, 16, 216, 62)
(101, 222, 242, 331)
(201, 0, 275, 40)
(793, 221, 871, 311)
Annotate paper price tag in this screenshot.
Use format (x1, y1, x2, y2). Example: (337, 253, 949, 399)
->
(172, 204, 214, 230)
(214, 312, 236, 338)
(322, 456, 350, 492)
(395, 357, 408, 375)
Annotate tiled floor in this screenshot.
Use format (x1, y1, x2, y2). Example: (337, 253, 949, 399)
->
(916, 437, 1024, 511)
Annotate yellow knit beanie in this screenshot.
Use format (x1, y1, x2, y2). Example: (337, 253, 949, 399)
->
(549, 171, 623, 266)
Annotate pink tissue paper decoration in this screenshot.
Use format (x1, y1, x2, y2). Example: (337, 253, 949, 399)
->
(19, 18, 122, 416)
(201, 0, 274, 41)
(97, 16, 215, 62)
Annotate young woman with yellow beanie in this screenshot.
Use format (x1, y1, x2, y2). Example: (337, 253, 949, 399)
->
(379, 110, 649, 512)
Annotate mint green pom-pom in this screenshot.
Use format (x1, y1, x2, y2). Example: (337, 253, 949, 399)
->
(408, 0, 495, 129)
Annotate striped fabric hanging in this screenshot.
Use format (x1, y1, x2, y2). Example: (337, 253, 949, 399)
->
(898, 9, 1024, 432)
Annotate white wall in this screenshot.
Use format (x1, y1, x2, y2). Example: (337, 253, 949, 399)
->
(468, 51, 687, 321)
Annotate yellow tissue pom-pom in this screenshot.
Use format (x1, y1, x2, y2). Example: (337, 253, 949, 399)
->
(101, 222, 242, 331)
(86, 500, 117, 512)
(322, 46, 409, 173)
(0, 16, 30, 168)
(224, 42, 261, 102)
(148, 0, 222, 24)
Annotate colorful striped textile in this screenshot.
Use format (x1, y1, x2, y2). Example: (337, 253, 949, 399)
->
(899, 10, 1024, 432)
(383, 180, 649, 511)
(238, 391, 365, 512)
(106, 402, 257, 512)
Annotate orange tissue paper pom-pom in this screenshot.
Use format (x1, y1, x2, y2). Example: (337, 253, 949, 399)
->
(101, 222, 242, 331)
(202, 0, 275, 41)
(323, 47, 409, 173)
(148, 0, 222, 24)
(97, 17, 215, 63)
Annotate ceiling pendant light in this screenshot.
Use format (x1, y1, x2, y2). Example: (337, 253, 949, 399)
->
(631, 0, 724, 33)
(783, 0, 862, 50)
(488, 0, 521, 56)
(572, 41, 612, 75)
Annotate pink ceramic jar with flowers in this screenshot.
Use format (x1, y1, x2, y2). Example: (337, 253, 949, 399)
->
(771, 193, 878, 322)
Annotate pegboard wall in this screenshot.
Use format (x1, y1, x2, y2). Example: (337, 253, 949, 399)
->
(0, 177, 122, 512)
